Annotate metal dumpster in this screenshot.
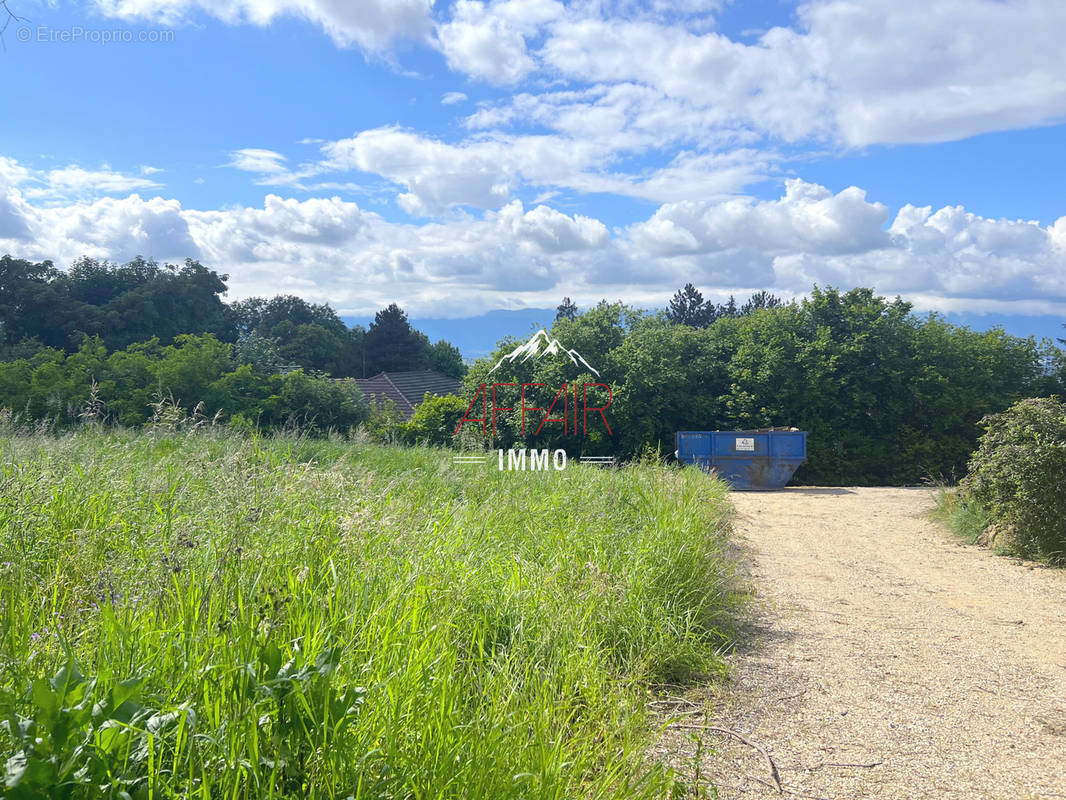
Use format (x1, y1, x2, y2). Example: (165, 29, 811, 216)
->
(676, 429, 807, 490)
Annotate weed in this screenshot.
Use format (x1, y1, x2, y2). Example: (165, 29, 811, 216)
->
(0, 430, 740, 798)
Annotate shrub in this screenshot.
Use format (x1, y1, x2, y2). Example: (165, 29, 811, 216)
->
(361, 397, 406, 443)
(404, 393, 467, 446)
(272, 370, 369, 432)
(964, 397, 1066, 562)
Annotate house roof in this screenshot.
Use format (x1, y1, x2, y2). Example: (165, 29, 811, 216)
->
(354, 373, 415, 417)
(354, 370, 463, 420)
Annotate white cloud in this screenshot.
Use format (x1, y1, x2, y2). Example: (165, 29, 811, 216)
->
(496, 200, 609, 251)
(1, 171, 1063, 316)
(435, 0, 564, 85)
(42, 165, 165, 196)
(93, 0, 434, 52)
(91, 0, 1066, 155)
(630, 180, 891, 257)
(16, 194, 196, 265)
(0, 160, 167, 204)
(187, 194, 370, 258)
(86, 0, 1066, 233)
(228, 148, 289, 174)
(0, 161, 35, 241)
(314, 124, 765, 214)
(442, 0, 1066, 148)
(225, 148, 326, 189)
(322, 127, 516, 214)
(802, 0, 1066, 146)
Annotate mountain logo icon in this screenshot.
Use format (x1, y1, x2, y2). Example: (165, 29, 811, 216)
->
(489, 329, 601, 377)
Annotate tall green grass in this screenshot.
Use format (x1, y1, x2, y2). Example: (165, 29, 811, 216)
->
(931, 488, 991, 546)
(0, 430, 739, 798)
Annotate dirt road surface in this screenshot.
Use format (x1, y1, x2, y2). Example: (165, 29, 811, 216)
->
(657, 487, 1066, 800)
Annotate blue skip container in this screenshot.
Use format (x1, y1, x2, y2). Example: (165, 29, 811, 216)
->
(676, 429, 807, 490)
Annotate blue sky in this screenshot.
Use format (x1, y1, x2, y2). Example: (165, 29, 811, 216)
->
(1, 0, 1064, 344)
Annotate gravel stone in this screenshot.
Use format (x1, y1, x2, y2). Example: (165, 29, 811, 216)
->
(655, 487, 1066, 800)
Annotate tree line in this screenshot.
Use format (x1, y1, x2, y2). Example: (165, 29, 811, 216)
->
(464, 287, 1065, 485)
(2, 253, 1064, 484)
(0, 255, 463, 379)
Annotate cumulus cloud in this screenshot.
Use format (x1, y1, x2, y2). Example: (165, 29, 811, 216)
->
(630, 180, 891, 257)
(496, 200, 610, 251)
(92, 1, 1066, 224)
(8, 194, 196, 266)
(311, 124, 765, 214)
(1, 170, 1063, 316)
(435, 0, 563, 85)
(0, 161, 35, 241)
(321, 127, 516, 214)
(445, 0, 1066, 148)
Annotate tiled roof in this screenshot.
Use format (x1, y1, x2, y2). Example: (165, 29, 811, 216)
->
(384, 370, 464, 405)
(354, 370, 463, 420)
(354, 374, 414, 417)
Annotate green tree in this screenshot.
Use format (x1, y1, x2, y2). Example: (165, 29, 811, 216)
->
(555, 297, 579, 322)
(64, 258, 233, 349)
(0, 357, 34, 416)
(150, 334, 234, 412)
(231, 294, 347, 337)
(424, 339, 466, 379)
(740, 291, 782, 315)
(460, 303, 636, 453)
(715, 295, 738, 319)
(233, 331, 282, 374)
(230, 295, 362, 377)
(208, 365, 276, 422)
(100, 340, 160, 424)
(608, 318, 729, 456)
(364, 303, 426, 374)
(666, 283, 714, 327)
(0, 255, 69, 349)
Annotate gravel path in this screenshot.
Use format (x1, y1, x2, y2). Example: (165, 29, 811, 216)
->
(657, 487, 1066, 800)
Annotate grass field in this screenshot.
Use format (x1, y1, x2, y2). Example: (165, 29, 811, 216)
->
(0, 429, 739, 799)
